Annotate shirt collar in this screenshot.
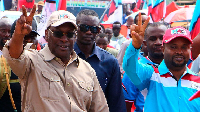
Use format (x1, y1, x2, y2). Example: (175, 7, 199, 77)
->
(40, 44, 55, 61)
(158, 60, 195, 76)
(112, 34, 124, 38)
(40, 44, 80, 67)
(74, 42, 102, 61)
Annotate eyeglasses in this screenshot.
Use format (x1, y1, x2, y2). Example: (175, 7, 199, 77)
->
(78, 24, 100, 34)
(48, 29, 76, 38)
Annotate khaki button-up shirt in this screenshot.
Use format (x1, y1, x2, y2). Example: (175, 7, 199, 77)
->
(2, 45, 109, 112)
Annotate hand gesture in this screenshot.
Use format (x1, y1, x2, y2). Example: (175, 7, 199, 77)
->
(130, 12, 150, 49)
(15, 5, 36, 37)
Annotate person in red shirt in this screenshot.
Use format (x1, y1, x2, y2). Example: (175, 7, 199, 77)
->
(18, 0, 35, 12)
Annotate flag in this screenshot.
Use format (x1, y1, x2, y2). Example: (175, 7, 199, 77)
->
(137, 0, 145, 10)
(150, 0, 166, 22)
(103, 14, 108, 22)
(17, 0, 35, 11)
(164, 1, 179, 18)
(189, 0, 200, 40)
(58, 0, 67, 10)
(137, 0, 142, 9)
(103, 0, 123, 24)
(143, 0, 148, 10)
(108, 0, 117, 16)
(37, 1, 56, 44)
(0, 0, 5, 11)
(147, 0, 153, 16)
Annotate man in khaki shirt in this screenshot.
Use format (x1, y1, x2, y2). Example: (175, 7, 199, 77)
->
(2, 5, 108, 112)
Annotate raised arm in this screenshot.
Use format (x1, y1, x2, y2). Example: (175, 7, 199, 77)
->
(123, 13, 153, 90)
(8, 5, 36, 58)
(130, 12, 150, 49)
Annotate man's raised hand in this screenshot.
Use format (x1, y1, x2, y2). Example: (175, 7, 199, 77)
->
(130, 12, 150, 49)
(15, 5, 36, 37)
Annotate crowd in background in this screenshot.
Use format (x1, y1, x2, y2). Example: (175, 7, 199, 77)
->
(0, 0, 200, 112)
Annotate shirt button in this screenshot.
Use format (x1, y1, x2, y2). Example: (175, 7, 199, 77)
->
(179, 96, 181, 99)
(50, 78, 53, 81)
(67, 83, 70, 86)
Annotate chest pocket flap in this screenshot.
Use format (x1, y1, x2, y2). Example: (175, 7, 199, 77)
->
(78, 81, 94, 92)
(42, 71, 60, 82)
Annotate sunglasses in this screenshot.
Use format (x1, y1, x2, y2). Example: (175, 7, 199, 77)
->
(78, 24, 100, 33)
(48, 29, 76, 38)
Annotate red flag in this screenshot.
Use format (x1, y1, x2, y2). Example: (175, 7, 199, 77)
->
(148, 0, 153, 16)
(132, 7, 139, 13)
(150, 0, 165, 22)
(190, 18, 200, 40)
(58, 0, 67, 10)
(108, 0, 117, 16)
(137, 0, 142, 9)
(165, 1, 179, 17)
(120, 25, 128, 38)
(18, 0, 35, 10)
(103, 0, 123, 24)
(103, 14, 108, 22)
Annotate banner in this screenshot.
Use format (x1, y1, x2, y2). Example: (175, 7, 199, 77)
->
(67, 0, 109, 8)
(37, 1, 56, 44)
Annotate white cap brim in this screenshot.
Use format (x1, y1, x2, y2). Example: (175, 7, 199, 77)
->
(51, 19, 77, 30)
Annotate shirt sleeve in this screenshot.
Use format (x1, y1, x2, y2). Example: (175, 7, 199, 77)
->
(134, 89, 144, 112)
(122, 42, 154, 91)
(122, 73, 138, 100)
(105, 58, 127, 112)
(117, 39, 131, 74)
(2, 46, 32, 79)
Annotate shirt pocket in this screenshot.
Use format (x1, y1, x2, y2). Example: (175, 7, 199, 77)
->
(78, 81, 94, 102)
(40, 71, 61, 101)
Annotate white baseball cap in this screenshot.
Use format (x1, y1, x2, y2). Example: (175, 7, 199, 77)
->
(46, 10, 77, 29)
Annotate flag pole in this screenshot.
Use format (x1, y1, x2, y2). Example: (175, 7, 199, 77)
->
(99, 0, 113, 23)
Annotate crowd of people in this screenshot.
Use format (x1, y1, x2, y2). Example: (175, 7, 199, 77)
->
(0, 2, 200, 112)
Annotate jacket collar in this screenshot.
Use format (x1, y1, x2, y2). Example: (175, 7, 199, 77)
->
(158, 60, 195, 77)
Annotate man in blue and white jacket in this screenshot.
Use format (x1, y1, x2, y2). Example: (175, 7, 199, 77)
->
(123, 13, 200, 112)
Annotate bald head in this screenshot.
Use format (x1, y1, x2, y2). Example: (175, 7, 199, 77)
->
(0, 18, 12, 50)
(0, 18, 12, 27)
(127, 16, 134, 27)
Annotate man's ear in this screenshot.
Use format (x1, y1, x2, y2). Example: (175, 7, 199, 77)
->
(143, 40, 147, 46)
(45, 29, 49, 42)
